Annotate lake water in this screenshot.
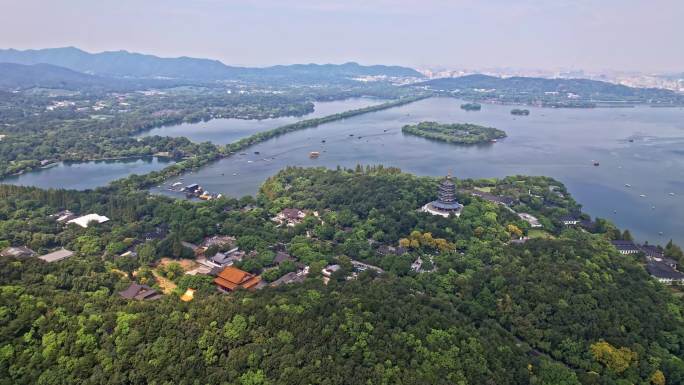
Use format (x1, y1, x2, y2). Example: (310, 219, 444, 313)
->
(139, 97, 389, 144)
(152, 97, 684, 246)
(1, 157, 173, 190)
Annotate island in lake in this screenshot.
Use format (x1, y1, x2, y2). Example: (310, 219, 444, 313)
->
(511, 108, 530, 116)
(401, 121, 507, 144)
(460, 102, 482, 111)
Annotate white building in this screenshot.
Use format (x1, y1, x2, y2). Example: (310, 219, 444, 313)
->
(67, 214, 110, 228)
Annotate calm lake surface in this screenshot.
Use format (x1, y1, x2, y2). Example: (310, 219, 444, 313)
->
(1, 157, 173, 190)
(153, 97, 684, 246)
(139, 97, 389, 144)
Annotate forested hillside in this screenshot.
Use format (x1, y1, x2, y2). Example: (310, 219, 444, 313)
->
(1, 167, 683, 384)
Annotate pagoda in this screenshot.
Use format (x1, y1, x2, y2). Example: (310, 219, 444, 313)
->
(421, 172, 463, 217)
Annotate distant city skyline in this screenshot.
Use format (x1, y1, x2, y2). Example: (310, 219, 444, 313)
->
(1, 0, 683, 73)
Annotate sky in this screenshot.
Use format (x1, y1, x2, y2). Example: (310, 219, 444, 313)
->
(0, 0, 682, 73)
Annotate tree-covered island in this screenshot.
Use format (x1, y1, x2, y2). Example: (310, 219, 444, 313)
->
(402, 121, 507, 144)
(460, 102, 482, 111)
(511, 108, 530, 116)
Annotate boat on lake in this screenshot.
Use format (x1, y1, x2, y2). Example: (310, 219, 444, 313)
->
(309, 151, 321, 159)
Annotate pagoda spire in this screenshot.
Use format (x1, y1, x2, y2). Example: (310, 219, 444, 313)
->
(420, 171, 463, 217)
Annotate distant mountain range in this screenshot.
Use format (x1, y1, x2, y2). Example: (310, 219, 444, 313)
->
(0, 62, 197, 91)
(0, 47, 423, 82)
(0, 48, 679, 102)
(416, 74, 679, 100)
(0, 63, 103, 90)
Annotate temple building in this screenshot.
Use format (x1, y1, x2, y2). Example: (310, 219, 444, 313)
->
(421, 173, 463, 217)
(214, 266, 262, 292)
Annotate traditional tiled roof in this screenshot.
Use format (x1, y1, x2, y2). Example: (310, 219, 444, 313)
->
(270, 272, 306, 287)
(38, 248, 74, 263)
(611, 240, 639, 251)
(214, 266, 261, 291)
(119, 283, 146, 299)
(469, 191, 516, 206)
(647, 261, 684, 280)
(639, 244, 664, 258)
(0, 246, 36, 258)
(119, 283, 162, 300)
(212, 248, 242, 266)
(274, 251, 294, 265)
(280, 208, 304, 220)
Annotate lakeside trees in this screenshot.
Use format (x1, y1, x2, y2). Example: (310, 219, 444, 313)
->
(0, 85, 423, 179)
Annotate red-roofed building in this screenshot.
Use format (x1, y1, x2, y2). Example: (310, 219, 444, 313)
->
(214, 266, 262, 292)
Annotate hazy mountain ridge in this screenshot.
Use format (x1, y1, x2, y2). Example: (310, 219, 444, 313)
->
(418, 74, 679, 100)
(0, 62, 198, 91)
(0, 62, 112, 90)
(0, 47, 424, 81)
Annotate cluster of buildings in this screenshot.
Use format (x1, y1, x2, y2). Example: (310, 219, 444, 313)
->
(0, 210, 112, 265)
(0, 245, 75, 263)
(177, 235, 311, 292)
(611, 240, 684, 284)
(420, 173, 547, 236)
(167, 183, 223, 201)
(271, 208, 312, 227)
(417, 172, 684, 287)
(270, 266, 309, 287)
